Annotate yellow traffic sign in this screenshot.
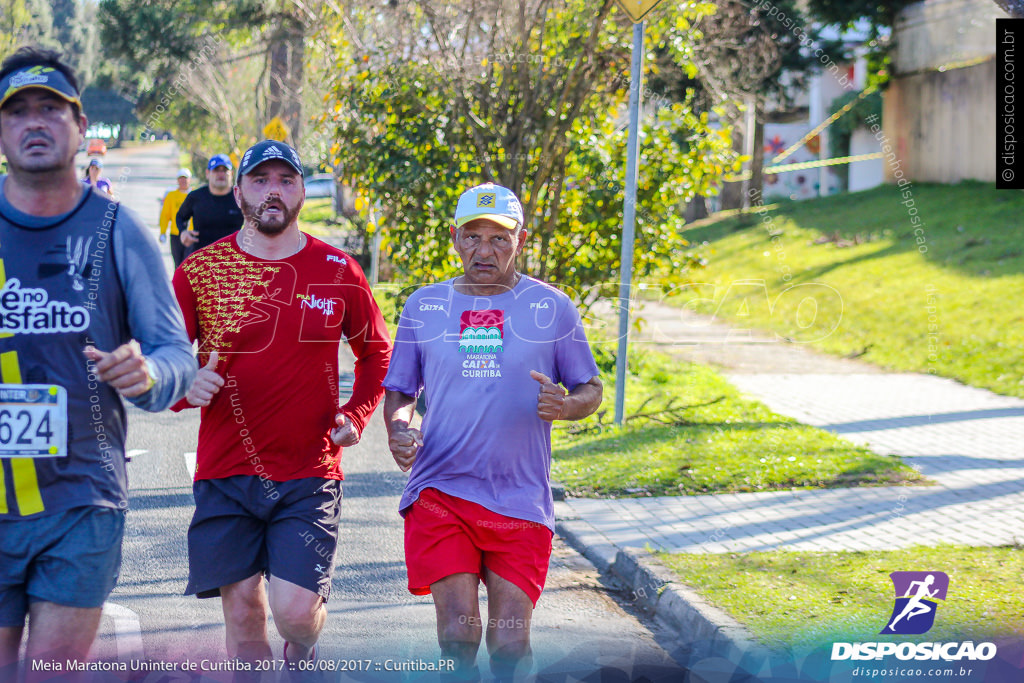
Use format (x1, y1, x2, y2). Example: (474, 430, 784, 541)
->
(615, 0, 665, 23)
(262, 116, 290, 142)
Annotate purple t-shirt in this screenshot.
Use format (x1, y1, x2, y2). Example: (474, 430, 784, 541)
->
(383, 275, 599, 530)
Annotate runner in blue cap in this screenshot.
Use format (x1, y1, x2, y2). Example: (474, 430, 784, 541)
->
(177, 152, 243, 259)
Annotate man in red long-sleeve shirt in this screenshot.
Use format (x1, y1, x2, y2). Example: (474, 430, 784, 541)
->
(173, 139, 391, 666)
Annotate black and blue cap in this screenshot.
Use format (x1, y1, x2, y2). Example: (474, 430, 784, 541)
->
(236, 139, 303, 184)
(0, 64, 81, 110)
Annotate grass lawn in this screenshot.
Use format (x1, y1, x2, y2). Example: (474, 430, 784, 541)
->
(657, 546, 1024, 651)
(550, 349, 921, 497)
(298, 197, 338, 237)
(664, 181, 1024, 397)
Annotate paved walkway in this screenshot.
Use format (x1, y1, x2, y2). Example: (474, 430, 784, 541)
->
(560, 301, 1024, 554)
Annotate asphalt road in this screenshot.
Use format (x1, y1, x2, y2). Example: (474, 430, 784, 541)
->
(65, 142, 692, 682)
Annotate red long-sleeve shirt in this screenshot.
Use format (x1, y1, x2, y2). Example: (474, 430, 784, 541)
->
(172, 233, 391, 482)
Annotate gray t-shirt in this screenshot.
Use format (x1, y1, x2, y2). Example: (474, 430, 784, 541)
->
(0, 178, 196, 517)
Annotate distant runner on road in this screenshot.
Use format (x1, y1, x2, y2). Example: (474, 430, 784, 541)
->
(82, 157, 112, 196)
(383, 183, 603, 680)
(172, 140, 392, 666)
(159, 167, 193, 268)
(0, 45, 196, 681)
(176, 153, 242, 259)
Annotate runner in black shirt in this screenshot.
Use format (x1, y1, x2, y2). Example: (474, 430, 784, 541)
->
(177, 153, 243, 259)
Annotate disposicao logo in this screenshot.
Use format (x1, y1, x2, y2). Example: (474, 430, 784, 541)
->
(831, 570, 997, 662)
(882, 571, 948, 635)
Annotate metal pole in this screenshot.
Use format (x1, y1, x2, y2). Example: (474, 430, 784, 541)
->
(614, 21, 644, 426)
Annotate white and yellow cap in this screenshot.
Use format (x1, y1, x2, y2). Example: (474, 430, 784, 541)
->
(454, 183, 524, 230)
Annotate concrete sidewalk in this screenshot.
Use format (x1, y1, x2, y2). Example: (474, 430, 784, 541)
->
(556, 300, 1024, 655)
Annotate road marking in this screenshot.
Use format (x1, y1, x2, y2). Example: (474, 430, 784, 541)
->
(101, 602, 143, 662)
(183, 451, 196, 479)
(126, 449, 148, 461)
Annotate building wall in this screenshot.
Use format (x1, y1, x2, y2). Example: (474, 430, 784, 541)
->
(885, 0, 1005, 183)
(849, 128, 885, 192)
(884, 58, 997, 183)
(895, 0, 1005, 73)
(762, 60, 884, 200)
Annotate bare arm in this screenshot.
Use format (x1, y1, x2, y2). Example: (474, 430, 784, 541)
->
(384, 389, 423, 471)
(530, 372, 603, 422)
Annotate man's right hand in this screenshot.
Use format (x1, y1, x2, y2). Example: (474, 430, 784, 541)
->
(159, 233, 168, 243)
(180, 229, 199, 247)
(186, 351, 224, 407)
(388, 425, 423, 472)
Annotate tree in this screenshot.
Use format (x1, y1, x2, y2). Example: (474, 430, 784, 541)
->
(0, 0, 32, 58)
(685, 0, 823, 210)
(316, 0, 740, 302)
(804, 0, 917, 35)
(1, 1, 98, 86)
(98, 0, 308, 157)
(994, 1, 1024, 16)
(49, 0, 98, 87)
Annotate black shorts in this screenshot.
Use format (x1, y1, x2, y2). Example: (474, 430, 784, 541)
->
(0, 507, 125, 626)
(185, 475, 342, 600)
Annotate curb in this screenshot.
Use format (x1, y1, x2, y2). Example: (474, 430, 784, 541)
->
(557, 518, 766, 663)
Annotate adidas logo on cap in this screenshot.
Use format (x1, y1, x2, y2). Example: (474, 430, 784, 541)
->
(237, 139, 304, 182)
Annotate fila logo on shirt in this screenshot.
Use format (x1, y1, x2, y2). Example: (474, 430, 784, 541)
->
(530, 301, 551, 310)
(326, 255, 346, 266)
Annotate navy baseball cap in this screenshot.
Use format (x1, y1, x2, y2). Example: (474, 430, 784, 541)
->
(207, 154, 232, 170)
(236, 140, 303, 184)
(0, 65, 81, 110)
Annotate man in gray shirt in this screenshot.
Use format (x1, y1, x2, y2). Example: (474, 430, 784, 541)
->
(0, 46, 196, 678)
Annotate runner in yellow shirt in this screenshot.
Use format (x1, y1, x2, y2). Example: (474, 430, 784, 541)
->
(159, 168, 193, 268)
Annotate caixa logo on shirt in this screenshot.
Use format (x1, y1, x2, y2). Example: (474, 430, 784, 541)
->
(459, 309, 503, 353)
(0, 278, 90, 333)
(459, 310, 504, 378)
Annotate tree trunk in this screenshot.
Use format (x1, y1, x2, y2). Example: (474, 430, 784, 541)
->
(267, 15, 305, 147)
(718, 114, 744, 211)
(748, 103, 765, 209)
(684, 195, 708, 223)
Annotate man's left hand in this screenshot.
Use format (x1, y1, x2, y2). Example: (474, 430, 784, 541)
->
(84, 341, 155, 398)
(530, 370, 566, 421)
(331, 412, 360, 446)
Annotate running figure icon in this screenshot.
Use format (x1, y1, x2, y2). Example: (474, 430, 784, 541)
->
(887, 574, 939, 631)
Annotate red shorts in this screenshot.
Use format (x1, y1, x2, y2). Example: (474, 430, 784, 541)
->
(404, 488, 553, 607)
